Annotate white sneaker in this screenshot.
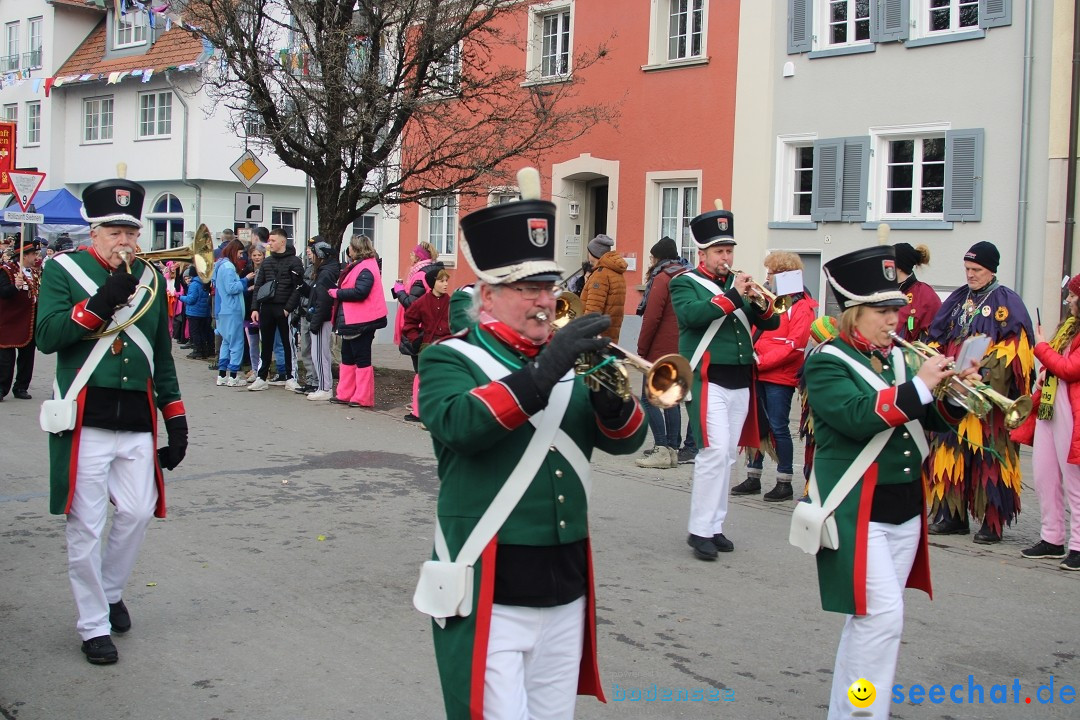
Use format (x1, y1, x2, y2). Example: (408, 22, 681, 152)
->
(227, 376, 249, 387)
(216, 376, 228, 386)
(284, 378, 302, 391)
(306, 389, 332, 401)
(248, 378, 269, 391)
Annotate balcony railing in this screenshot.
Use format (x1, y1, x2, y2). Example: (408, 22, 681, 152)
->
(0, 48, 44, 73)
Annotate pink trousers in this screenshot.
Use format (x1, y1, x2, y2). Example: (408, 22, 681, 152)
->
(1033, 381, 1080, 551)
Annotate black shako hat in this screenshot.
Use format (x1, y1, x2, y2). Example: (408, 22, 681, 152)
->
(460, 199, 563, 284)
(689, 209, 736, 248)
(81, 178, 145, 228)
(824, 246, 907, 309)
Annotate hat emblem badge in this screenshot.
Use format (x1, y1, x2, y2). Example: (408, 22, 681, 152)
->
(115, 189, 131, 207)
(717, 218, 729, 232)
(882, 259, 896, 281)
(527, 218, 548, 248)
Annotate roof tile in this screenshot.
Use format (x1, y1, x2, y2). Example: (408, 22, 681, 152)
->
(55, 20, 203, 81)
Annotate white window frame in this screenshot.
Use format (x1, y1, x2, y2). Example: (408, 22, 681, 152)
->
(84, 96, 114, 144)
(271, 208, 298, 242)
(869, 122, 951, 222)
(28, 17, 42, 69)
(113, 8, 148, 49)
(423, 194, 459, 259)
(137, 91, 172, 139)
(3, 104, 16, 123)
(644, 171, 702, 262)
(914, 0, 980, 37)
(25, 101, 40, 146)
(773, 133, 818, 224)
(3, 22, 18, 73)
(488, 186, 520, 205)
(526, 1, 573, 84)
(817, 0, 872, 50)
(645, 0, 709, 70)
(147, 193, 184, 250)
(427, 42, 462, 96)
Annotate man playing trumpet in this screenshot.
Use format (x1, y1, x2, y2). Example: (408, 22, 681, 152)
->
(36, 177, 187, 665)
(670, 207, 780, 560)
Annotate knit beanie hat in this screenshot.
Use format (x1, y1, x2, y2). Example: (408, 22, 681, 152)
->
(587, 234, 614, 258)
(810, 316, 839, 344)
(893, 242, 922, 274)
(650, 236, 679, 261)
(1068, 273, 1080, 297)
(964, 241, 999, 273)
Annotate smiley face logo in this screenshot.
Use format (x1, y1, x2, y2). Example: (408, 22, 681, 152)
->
(847, 678, 876, 708)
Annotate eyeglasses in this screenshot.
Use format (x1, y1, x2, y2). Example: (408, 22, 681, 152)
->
(504, 284, 562, 300)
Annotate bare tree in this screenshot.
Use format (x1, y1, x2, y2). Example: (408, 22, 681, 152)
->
(178, 0, 615, 247)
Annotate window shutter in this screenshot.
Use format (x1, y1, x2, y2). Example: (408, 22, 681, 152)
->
(944, 128, 984, 221)
(872, 0, 910, 43)
(788, 0, 813, 54)
(979, 0, 1012, 28)
(840, 137, 870, 222)
(811, 139, 844, 222)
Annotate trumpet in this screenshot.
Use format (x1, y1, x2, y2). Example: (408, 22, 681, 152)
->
(537, 292, 693, 409)
(86, 224, 216, 339)
(722, 263, 791, 313)
(888, 332, 1032, 429)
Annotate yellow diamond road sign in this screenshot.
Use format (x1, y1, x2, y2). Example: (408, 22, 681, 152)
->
(230, 150, 268, 189)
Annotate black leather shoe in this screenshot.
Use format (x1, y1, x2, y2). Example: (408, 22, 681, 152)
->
(109, 600, 131, 634)
(328, 397, 350, 406)
(81, 635, 118, 665)
(687, 534, 718, 561)
(12, 389, 31, 400)
(711, 533, 734, 552)
(730, 477, 761, 495)
(928, 515, 970, 535)
(763, 483, 794, 502)
(973, 522, 1001, 544)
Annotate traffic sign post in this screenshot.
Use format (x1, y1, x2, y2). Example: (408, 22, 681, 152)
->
(7, 170, 45, 212)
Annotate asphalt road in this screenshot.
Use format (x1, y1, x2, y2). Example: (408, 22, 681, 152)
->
(1, 345, 1077, 720)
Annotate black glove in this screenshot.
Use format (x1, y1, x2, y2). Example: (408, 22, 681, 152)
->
(85, 270, 139, 319)
(590, 382, 627, 417)
(529, 313, 611, 396)
(157, 415, 188, 471)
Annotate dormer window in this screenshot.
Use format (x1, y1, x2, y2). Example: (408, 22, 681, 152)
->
(114, 8, 148, 49)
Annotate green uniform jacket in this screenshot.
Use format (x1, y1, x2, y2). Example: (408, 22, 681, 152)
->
(804, 338, 962, 615)
(670, 266, 780, 447)
(35, 249, 184, 517)
(418, 325, 647, 719)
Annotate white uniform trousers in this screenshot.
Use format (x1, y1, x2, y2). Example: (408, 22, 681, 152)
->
(687, 384, 749, 537)
(828, 516, 921, 720)
(66, 428, 157, 640)
(483, 596, 586, 720)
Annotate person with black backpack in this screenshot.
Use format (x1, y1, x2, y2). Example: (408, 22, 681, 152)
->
(248, 228, 304, 392)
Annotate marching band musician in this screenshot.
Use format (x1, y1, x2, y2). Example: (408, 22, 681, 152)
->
(892, 242, 941, 342)
(669, 207, 779, 560)
(416, 170, 647, 719)
(0, 237, 42, 401)
(924, 241, 1035, 543)
(35, 178, 188, 665)
(803, 246, 969, 720)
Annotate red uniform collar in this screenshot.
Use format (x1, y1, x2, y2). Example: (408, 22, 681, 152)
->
(479, 313, 546, 358)
(840, 329, 893, 355)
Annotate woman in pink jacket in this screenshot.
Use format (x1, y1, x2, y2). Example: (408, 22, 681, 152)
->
(1011, 273, 1080, 571)
(731, 252, 817, 501)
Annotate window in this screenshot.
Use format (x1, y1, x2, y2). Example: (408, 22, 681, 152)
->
(352, 214, 377, 243)
(426, 195, 458, 256)
(25, 102, 40, 145)
(489, 187, 520, 205)
(3, 22, 17, 72)
(823, 0, 871, 47)
(660, 184, 699, 260)
(428, 42, 462, 95)
(647, 0, 709, 68)
(3, 104, 16, 123)
(28, 17, 42, 68)
(138, 91, 172, 139)
(84, 97, 114, 143)
(244, 105, 266, 138)
(148, 193, 184, 250)
(114, 8, 148, 49)
(272, 209, 297, 241)
(527, 3, 572, 82)
(809, 126, 984, 225)
(927, 0, 979, 32)
(773, 135, 818, 225)
(668, 0, 704, 60)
